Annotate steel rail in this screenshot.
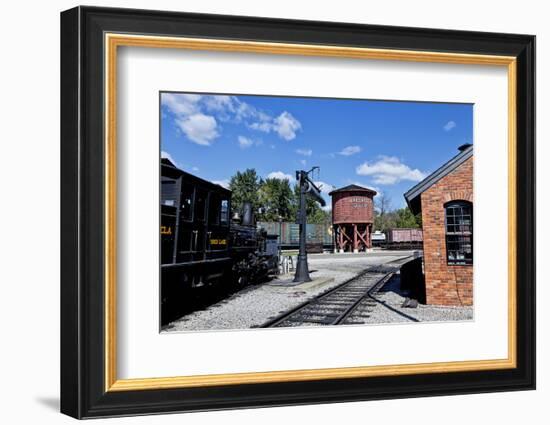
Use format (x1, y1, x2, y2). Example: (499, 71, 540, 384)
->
(262, 255, 415, 328)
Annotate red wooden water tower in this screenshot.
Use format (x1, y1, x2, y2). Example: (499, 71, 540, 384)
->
(329, 184, 377, 253)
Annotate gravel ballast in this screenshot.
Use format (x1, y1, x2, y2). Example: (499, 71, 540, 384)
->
(164, 251, 413, 332)
(364, 273, 473, 324)
(163, 250, 473, 332)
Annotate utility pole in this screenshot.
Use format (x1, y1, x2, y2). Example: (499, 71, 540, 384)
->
(293, 168, 325, 283)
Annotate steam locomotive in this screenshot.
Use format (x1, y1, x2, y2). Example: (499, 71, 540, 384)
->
(160, 158, 278, 325)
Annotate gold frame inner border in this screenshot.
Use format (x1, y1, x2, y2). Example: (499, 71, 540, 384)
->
(104, 33, 517, 392)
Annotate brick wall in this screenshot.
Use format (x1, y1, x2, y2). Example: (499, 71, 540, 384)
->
(420, 156, 473, 306)
(332, 192, 374, 224)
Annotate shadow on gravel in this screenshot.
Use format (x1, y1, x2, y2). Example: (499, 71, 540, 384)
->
(163, 276, 274, 329)
(370, 274, 420, 322)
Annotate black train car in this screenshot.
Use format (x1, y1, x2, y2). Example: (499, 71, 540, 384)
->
(160, 159, 277, 325)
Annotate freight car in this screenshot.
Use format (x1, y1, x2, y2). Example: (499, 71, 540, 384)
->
(383, 228, 423, 249)
(160, 159, 278, 325)
(257, 221, 333, 251)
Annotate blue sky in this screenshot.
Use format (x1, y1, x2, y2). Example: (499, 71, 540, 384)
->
(160, 92, 473, 209)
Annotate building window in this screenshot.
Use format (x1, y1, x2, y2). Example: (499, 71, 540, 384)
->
(445, 201, 473, 265)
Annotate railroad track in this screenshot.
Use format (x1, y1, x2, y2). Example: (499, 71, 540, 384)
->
(261, 256, 415, 328)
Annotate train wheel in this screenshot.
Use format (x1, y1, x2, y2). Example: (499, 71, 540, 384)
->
(237, 275, 248, 288)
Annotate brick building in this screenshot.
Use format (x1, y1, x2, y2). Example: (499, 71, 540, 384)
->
(329, 185, 376, 253)
(404, 144, 473, 306)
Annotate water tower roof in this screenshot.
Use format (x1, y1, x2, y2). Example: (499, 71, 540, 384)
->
(328, 184, 377, 196)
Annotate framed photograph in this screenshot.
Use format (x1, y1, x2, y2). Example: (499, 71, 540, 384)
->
(60, 6, 535, 419)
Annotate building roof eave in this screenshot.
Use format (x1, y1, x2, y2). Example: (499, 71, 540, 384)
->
(404, 145, 473, 215)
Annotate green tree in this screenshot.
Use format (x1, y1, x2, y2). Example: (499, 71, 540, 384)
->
(258, 178, 295, 221)
(373, 192, 421, 230)
(394, 207, 420, 228)
(415, 211, 422, 227)
(374, 206, 421, 231)
(308, 207, 332, 224)
(374, 210, 396, 231)
(374, 193, 395, 231)
(228, 169, 262, 215)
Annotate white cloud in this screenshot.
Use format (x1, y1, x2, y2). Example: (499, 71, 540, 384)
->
(296, 148, 312, 156)
(161, 93, 201, 116)
(314, 181, 335, 194)
(444, 120, 456, 131)
(238, 136, 254, 149)
(233, 99, 259, 122)
(161, 150, 176, 165)
(249, 111, 302, 141)
(201, 95, 259, 123)
(203, 95, 233, 112)
(162, 93, 303, 144)
(257, 111, 272, 122)
(356, 156, 426, 185)
(237, 135, 263, 148)
(338, 145, 361, 156)
(176, 114, 219, 146)
(300, 159, 307, 166)
(267, 171, 294, 181)
(212, 179, 230, 189)
(192, 166, 199, 172)
(249, 122, 272, 132)
(274, 111, 301, 140)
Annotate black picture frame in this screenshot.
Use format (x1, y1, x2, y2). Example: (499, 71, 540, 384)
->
(60, 5, 535, 419)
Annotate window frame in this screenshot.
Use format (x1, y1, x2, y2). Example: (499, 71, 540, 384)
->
(179, 182, 195, 222)
(207, 191, 221, 226)
(193, 187, 208, 222)
(220, 198, 230, 227)
(444, 200, 473, 266)
(160, 176, 179, 208)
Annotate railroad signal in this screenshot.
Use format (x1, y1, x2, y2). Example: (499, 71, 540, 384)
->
(305, 180, 326, 207)
(296, 169, 326, 207)
(294, 167, 325, 283)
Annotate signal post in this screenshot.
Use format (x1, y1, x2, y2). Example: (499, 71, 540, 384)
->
(293, 168, 325, 283)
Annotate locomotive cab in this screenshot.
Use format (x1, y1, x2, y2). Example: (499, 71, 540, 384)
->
(160, 159, 279, 325)
(161, 159, 233, 324)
